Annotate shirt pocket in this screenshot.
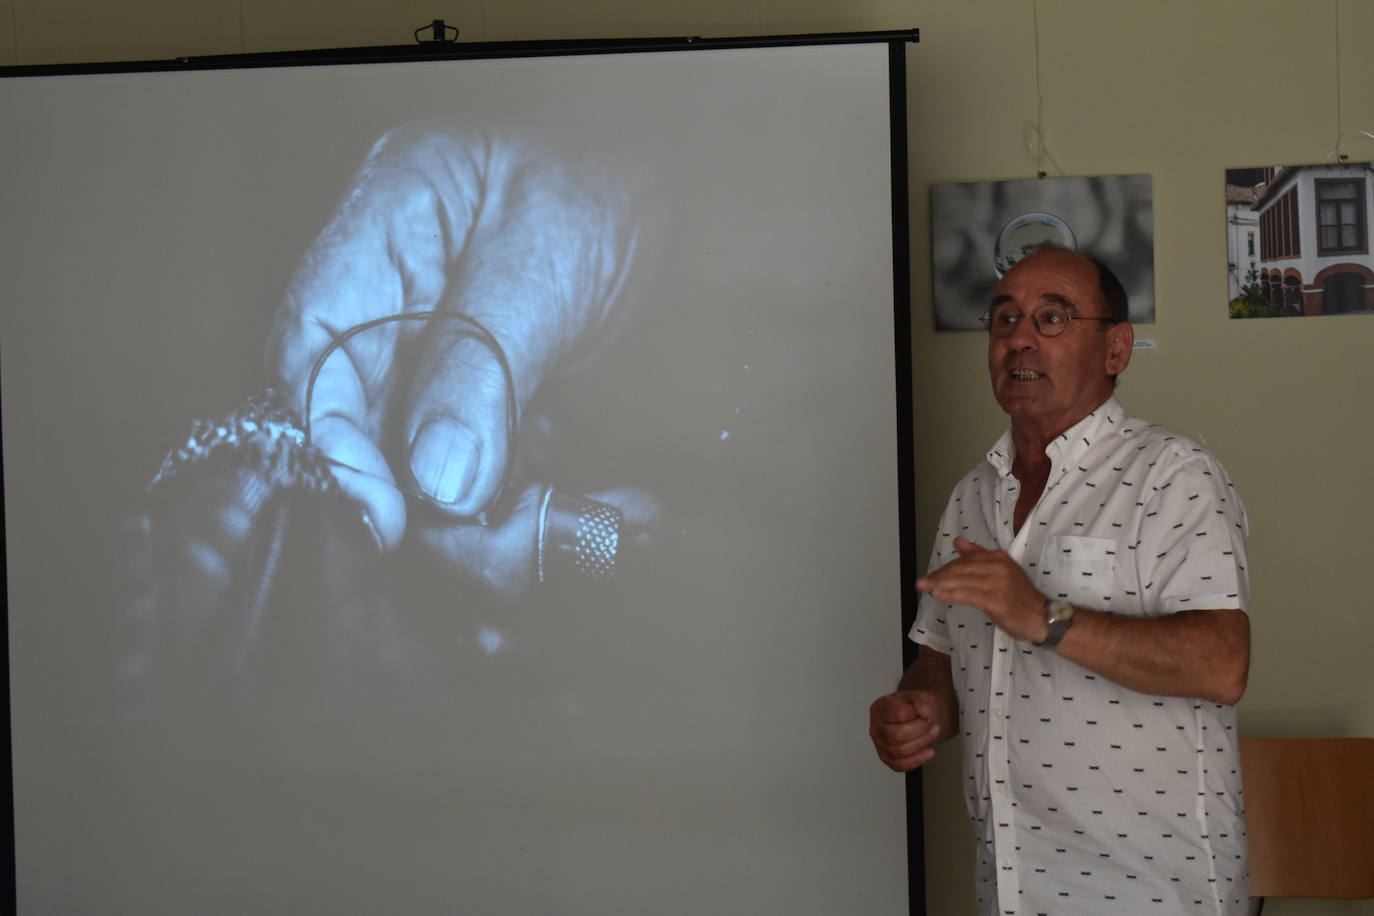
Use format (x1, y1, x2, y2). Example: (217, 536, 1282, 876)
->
(1035, 535, 1120, 605)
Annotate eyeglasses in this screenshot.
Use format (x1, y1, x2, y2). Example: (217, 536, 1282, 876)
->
(981, 302, 1120, 338)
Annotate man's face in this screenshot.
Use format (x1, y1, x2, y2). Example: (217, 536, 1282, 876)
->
(986, 249, 1132, 435)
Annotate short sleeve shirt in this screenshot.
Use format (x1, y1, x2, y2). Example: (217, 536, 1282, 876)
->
(910, 398, 1250, 916)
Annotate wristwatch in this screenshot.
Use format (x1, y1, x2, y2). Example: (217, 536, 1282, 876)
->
(1034, 598, 1075, 649)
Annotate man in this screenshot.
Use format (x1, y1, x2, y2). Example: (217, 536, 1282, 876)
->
(870, 247, 1250, 915)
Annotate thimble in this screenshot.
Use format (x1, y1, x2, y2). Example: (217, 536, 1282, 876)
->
(536, 488, 624, 583)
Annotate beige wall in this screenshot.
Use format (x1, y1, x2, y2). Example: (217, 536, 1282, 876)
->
(4, 1, 1372, 914)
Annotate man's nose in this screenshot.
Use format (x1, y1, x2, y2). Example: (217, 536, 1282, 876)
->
(1005, 313, 1041, 348)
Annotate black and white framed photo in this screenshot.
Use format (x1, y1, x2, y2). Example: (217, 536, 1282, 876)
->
(930, 173, 1155, 330)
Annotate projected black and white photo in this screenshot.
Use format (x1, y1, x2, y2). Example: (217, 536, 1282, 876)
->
(1, 43, 910, 915)
(930, 173, 1155, 329)
(1226, 161, 1374, 318)
(128, 120, 667, 709)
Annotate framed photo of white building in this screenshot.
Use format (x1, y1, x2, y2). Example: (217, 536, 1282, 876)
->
(1226, 162, 1374, 318)
(929, 173, 1155, 331)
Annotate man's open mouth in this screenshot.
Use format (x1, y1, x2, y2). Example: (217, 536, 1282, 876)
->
(1009, 369, 1043, 380)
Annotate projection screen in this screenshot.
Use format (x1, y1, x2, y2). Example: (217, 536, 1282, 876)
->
(1, 35, 917, 915)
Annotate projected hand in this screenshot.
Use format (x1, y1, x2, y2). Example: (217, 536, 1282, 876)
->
(267, 121, 649, 593)
(869, 690, 942, 772)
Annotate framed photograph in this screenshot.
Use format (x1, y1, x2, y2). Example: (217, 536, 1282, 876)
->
(1226, 161, 1374, 318)
(930, 173, 1155, 330)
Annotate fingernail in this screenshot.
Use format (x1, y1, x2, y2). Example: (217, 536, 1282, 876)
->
(360, 509, 386, 552)
(410, 419, 478, 505)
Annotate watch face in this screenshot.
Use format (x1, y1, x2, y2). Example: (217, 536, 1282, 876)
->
(1047, 601, 1073, 624)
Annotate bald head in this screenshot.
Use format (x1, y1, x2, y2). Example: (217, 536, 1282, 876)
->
(1008, 247, 1130, 323)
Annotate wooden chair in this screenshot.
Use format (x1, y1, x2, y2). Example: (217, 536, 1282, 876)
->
(1240, 737, 1374, 912)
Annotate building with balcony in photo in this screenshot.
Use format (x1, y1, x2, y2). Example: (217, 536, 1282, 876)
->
(1250, 162, 1374, 315)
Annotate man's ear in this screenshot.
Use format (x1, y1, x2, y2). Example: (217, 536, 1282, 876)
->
(1105, 321, 1134, 377)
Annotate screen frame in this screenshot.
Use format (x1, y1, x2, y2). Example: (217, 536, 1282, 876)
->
(0, 29, 921, 914)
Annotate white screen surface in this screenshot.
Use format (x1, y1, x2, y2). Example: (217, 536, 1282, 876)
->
(1, 42, 908, 914)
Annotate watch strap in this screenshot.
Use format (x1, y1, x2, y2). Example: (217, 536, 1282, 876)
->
(1035, 598, 1075, 649)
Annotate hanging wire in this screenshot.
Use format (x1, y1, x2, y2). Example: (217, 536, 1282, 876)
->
(1320, 1, 1374, 164)
(1334, 0, 1347, 160)
(1024, 122, 1067, 181)
(1024, 0, 1065, 179)
(1313, 1, 1374, 163)
(1033, 0, 1045, 177)
(1321, 130, 1374, 164)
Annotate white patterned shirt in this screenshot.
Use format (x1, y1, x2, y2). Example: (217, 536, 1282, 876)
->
(910, 398, 1250, 916)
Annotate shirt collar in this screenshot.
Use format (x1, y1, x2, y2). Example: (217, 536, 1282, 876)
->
(986, 396, 1126, 477)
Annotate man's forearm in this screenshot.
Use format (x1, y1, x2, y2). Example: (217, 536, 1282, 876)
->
(897, 649, 959, 742)
(1050, 607, 1250, 705)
